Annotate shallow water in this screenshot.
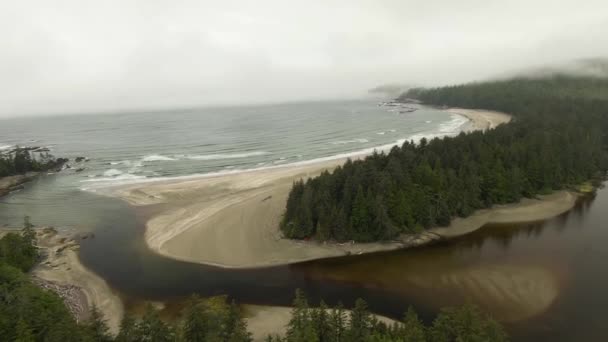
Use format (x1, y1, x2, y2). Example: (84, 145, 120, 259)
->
(2, 100, 605, 340)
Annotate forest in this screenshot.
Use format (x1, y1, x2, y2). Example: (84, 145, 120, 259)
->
(280, 75, 608, 242)
(0, 147, 67, 178)
(1, 218, 507, 341)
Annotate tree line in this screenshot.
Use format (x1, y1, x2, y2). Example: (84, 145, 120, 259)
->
(1, 217, 508, 341)
(269, 289, 507, 342)
(0, 147, 67, 178)
(280, 75, 608, 242)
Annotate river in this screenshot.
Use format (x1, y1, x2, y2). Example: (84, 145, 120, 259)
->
(1, 101, 606, 340)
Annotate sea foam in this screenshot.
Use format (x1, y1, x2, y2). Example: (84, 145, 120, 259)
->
(142, 154, 176, 162)
(184, 151, 270, 160)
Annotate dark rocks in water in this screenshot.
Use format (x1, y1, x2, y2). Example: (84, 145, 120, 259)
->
(397, 97, 422, 104)
(74, 156, 88, 162)
(75, 168, 85, 172)
(0, 174, 37, 198)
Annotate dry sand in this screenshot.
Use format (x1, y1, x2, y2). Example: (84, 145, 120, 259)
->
(31, 228, 124, 334)
(99, 108, 578, 269)
(243, 305, 398, 341)
(447, 108, 512, 131)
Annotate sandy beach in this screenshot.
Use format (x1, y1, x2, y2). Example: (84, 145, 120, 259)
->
(31, 228, 124, 334)
(98, 107, 579, 269)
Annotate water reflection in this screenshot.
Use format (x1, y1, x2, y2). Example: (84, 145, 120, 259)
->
(3, 175, 608, 341)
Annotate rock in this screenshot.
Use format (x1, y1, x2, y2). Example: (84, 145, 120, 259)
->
(75, 168, 85, 172)
(75, 157, 86, 162)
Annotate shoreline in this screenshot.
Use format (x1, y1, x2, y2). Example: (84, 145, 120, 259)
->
(31, 228, 124, 334)
(98, 108, 529, 269)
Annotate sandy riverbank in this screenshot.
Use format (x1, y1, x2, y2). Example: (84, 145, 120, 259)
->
(31, 228, 124, 334)
(99, 107, 570, 269)
(243, 304, 398, 341)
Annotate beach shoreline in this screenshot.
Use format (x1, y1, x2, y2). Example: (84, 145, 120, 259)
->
(31, 228, 124, 334)
(95, 107, 565, 269)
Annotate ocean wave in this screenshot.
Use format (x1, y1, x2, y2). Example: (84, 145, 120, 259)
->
(82, 173, 147, 184)
(0, 144, 13, 150)
(184, 151, 270, 160)
(438, 114, 469, 133)
(103, 169, 124, 177)
(81, 112, 470, 189)
(330, 138, 369, 145)
(142, 154, 177, 162)
(376, 132, 386, 135)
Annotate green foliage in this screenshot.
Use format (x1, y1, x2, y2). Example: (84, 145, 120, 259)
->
(0, 231, 254, 342)
(0, 262, 82, 341)
(428, 304, 508, 342)
(281, 290, 509, 342)
(0, 233, 38, 272)
(0, 148, 66, 178)
(85, 306, 112, 342)
(0, 219, 38, 273)
(281, 75, 608, 242)
(135, 304, 174, 342)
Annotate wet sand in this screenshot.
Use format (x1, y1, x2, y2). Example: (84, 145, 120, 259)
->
(31, 228, 124, 334)
(97, 108, 577, 269)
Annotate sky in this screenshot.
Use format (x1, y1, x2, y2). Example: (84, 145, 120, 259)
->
(1, 0, 607, 117)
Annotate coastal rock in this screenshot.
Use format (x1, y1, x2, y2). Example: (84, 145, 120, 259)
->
(0, 174, 36, 198)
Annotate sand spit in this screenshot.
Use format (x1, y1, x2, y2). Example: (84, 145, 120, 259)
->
(31, 228, 124, 334)
(98, 108, 570, 269)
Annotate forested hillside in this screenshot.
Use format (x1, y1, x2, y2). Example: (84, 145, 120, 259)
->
(280, 76, 608, 242)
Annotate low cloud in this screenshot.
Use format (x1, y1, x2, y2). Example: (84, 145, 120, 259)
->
(1, 0, 607, 117)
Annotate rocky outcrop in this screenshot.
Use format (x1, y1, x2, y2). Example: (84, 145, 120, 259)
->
(0, 173, 37, 197)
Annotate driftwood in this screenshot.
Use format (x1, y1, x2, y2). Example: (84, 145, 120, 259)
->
(32, 277, 90, 323)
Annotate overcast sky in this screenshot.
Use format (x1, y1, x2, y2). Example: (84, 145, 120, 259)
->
(1, 0, 607, 117)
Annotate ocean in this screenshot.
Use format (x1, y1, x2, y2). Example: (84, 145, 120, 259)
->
(0, 99, 467, 229)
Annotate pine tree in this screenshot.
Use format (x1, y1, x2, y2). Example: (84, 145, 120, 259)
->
(115, 315, 138, 342)
(286, 289, 317, 342)
(136, 304, 173, 342)
(14, 319, 35, 342)
(347, 299, 371, 342)
(85, 306, 111, 342)
(398, 306, 426, 342)
(226, 300, 253, 342)
(182, 295, 207, 342)
(22, 216, 35, 246)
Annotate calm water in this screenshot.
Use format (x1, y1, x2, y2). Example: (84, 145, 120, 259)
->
(1, 100, 605, 341)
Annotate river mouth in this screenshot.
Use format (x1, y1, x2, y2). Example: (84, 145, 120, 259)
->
(66, 188, 604, 341)
(2, 172, 605, 340)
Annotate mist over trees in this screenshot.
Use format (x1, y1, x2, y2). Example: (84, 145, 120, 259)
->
(281, 75, 608, 242)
